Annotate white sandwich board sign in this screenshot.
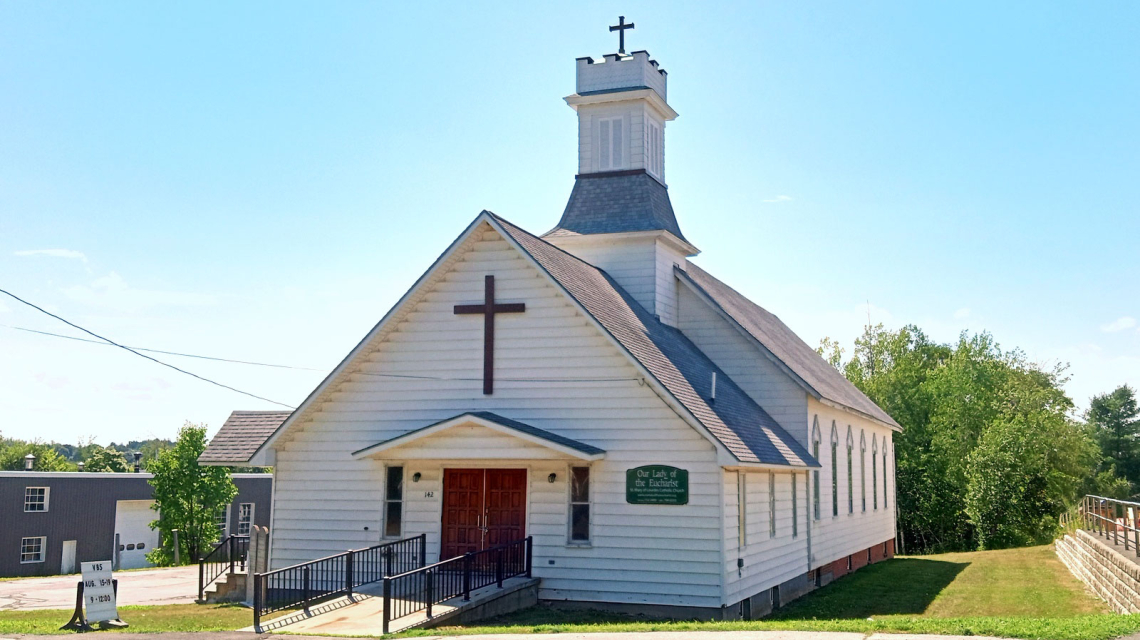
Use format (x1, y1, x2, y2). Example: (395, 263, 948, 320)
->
(80, 561, 118, 623)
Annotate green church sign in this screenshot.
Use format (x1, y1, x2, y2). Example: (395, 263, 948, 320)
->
(626, 465, 689, 505)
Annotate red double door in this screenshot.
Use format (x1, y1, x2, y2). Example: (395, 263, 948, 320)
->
(440, 469, 526, 560)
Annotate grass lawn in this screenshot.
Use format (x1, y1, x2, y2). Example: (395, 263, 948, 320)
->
(3, 545, 1136, 639)
(0, 603, 253, 635)
(403, 545, 1140, 640)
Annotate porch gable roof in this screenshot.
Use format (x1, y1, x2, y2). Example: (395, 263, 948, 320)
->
(351, 412, 606, 461)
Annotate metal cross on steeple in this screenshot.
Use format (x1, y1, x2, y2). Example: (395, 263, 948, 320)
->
(609, 16, 635, 55)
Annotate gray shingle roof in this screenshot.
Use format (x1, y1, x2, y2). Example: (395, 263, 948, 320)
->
(544, 170, 690, 243)
(492, 213, 816, 467)
(199, 411, 291, 464)
(199, 212, 818, 469)
(353, 411, 606, 458)
(680, 264, 900, 429)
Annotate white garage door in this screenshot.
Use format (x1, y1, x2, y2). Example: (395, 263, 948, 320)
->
(114, 500, 160, 570)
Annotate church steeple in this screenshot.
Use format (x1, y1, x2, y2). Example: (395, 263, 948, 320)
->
(544, 21, 697, 327)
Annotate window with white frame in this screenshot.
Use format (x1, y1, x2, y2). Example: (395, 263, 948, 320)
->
(384, 466, 404, 538)
(598, 117, 624, 170)
(21, 536, 46, 563)
(24, 487, 48, 512)
(846, 427, 854, 514)
(872, 435, 879, 511)
(860, 430, 867, 512)
(811, 418, 821, 521)
(215, 505, 229, 538)
(791, 472, 799, 538)
(831, 423, 839, 517)
(646, 121, 662, 177)
(737, 472, 747, 548)
(237, 503, 254, 535)
(768, 471, 776, 537)
(570, 466, 590, 543)
(883, 443, 889, 510)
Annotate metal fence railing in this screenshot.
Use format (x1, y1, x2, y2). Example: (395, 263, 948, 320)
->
(252, 534, 425, 630)
(1079, 495, 1140, 556)
(198, 534, 250, 600)
(380, 536, 531, 634)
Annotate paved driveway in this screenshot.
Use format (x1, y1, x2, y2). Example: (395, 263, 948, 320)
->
(0, 565, 199, 611)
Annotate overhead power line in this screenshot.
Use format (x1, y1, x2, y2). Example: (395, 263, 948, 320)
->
(2, 324, 324, 371)
(0, 288, 296, 409)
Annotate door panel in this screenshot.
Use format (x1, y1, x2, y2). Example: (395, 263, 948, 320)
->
(61, 540, 77, 574)
(441, 469, 484, 560)
(114, 500, 159, 570)
(485, 469, 527, 548)
(440, 468, 527, 560)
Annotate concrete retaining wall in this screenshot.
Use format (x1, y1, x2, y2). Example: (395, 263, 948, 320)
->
(1056, 529, 1140, 613)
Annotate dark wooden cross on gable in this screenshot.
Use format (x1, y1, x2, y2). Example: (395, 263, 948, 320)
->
(609, 16, 635, 55)
(454, 275, 525, 395)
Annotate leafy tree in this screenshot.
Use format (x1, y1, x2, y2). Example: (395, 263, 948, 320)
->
(146, 423, 237, 565)
(0, 438, 74, 471)
(1087, 385, 1140, 485)
(839, 324, 1093, 552)
(83, 446, 130, 472)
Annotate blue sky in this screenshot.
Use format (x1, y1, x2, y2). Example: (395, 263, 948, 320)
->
(2, 2, 1137, 444)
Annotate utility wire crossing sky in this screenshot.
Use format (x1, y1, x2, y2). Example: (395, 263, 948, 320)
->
(1, 2, 1137, 443)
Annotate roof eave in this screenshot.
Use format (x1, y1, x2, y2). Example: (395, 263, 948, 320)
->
(351, 412, 606, 462)
(247, 212, 502, 462)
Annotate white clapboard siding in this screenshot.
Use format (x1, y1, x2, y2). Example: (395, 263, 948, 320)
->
(548, 235, 658, 316)
(675, 284, 810, 446)
(804, 398, 897, 569)
(269, 223, 723, 608)
(722, 469, 812, 603)
(653, 241, 687, 327)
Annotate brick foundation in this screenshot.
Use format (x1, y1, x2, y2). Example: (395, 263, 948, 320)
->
(722, 537, 896, 620)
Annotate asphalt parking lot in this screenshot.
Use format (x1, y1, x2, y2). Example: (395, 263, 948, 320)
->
(0, 565, 199, 611)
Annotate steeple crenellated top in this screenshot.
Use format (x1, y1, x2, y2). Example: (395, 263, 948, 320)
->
(576, 51, 667, 102)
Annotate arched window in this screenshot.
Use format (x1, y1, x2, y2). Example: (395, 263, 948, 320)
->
(859, 430, 867, 512)
(830, 422, 839, 517)
(846, 426, 854, 514)
(883, 441, 889, 511)
(811, 417, 821, 521)
(872, 434, 879, 511)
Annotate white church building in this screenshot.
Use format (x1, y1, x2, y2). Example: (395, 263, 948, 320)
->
(203, 24, 899, 620)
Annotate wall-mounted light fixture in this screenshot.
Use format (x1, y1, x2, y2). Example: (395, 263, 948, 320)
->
(412, 472, 422, 483)
(548, 473, 557, 483)
(24, 453, 35, 471)
(77, 461, 85, 472)
(133, 451, 143, 473)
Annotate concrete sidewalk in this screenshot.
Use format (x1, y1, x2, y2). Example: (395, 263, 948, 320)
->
(0, 565, 198, 611)
(0, 631, 1005, 640)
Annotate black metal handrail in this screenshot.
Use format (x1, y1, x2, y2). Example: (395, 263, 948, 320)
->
(253, 534, 425, 629)
(380, 536, 532, 634)
(198, 534, 250, 600)
(1079, 495, 1140, 557)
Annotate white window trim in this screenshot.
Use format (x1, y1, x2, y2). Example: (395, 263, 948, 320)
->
(383, 465, 405, 539)
(791, 472, 799, 539)
(24, 487, 49, 513)
(872, 434, 880, 511)
(567, 464, 592, 547)
(646, 121, 662, 178)
(737, 471, 747, 549)
(831, 422, 840, 518)
(811, 418, 821, 521)
(216, 504, 230, 538)
(21, 536, 47, 564)
(768, 471, 776, 538)
(597, 116, 626, 171)
(237, 503, 254, 536)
